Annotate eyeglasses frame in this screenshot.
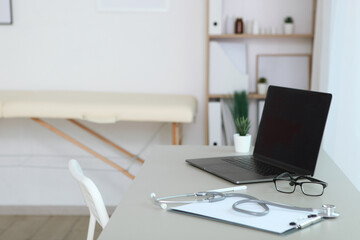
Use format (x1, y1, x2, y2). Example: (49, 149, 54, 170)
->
(273, 172, 328, 196)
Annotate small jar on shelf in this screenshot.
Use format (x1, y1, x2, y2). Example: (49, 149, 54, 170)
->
(234, 18, 244, 34)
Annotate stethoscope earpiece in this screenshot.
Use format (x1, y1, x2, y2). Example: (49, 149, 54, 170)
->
(151, 193, 168, 209)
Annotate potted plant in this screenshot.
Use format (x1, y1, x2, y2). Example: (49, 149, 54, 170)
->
(283, 16, 294, 34)
(233, 116, 251, 153)
(233, 91, 248, 123)
(232, 91, 250, 150)
(257, 77, 268, 95)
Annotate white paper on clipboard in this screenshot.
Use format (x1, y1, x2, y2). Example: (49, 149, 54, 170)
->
(171, 197, 317, 234)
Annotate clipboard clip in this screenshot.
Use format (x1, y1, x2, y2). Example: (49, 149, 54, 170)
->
(289, 215, 323, 229)
(289, 204, 340, 230)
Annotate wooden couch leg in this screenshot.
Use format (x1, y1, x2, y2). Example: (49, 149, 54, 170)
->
(172, 123, 182, 145)
(68, 119, 144, 164)
(32, 118, 135, 180)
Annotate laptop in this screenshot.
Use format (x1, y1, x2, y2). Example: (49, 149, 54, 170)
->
(186, 86, 332, 184)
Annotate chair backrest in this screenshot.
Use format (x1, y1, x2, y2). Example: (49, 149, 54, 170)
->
(69, 159, 109, 229)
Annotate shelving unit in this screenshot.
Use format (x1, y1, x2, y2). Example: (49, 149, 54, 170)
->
(208, 93, 266, 100)
(209, 34, 314, 40)
(205, 0, 317, 145)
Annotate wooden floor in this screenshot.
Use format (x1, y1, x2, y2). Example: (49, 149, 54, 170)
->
(0, 215, 101, 240)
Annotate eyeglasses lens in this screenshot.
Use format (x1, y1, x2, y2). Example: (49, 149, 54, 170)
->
(301, 182, 324, 196)
(275, 176, 295, 193)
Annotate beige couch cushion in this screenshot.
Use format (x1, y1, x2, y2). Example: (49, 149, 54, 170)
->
(0, 91, 197, 123)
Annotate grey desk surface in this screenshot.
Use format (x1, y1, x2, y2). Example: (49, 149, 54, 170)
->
(98, 146, 360, 240)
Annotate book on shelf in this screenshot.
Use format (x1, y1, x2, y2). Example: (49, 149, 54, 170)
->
(220, 98, 236, 146)
(208, 102, 223, 146)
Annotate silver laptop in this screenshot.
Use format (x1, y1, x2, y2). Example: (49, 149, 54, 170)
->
(186, 86, 332, 184)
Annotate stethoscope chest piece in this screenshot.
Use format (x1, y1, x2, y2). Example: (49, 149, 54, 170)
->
(318, 204, 340, 218)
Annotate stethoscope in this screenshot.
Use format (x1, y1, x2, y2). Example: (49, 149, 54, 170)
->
(151, 191, 340, 218)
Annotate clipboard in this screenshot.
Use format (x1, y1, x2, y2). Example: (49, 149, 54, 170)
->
(170, 197, 322, 234)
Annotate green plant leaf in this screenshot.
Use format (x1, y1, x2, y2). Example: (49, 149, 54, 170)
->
(233, 91, 248, 125)
(235, 116, 251, 136)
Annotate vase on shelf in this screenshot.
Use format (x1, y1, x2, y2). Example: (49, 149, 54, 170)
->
(252, 20, 259, 35)
(225, 15, 235, 34)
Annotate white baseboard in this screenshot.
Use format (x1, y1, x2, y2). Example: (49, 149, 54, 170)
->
(0, 205, 116, 215)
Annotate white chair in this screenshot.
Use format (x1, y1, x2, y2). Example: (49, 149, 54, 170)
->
(69, 159, 110, 240)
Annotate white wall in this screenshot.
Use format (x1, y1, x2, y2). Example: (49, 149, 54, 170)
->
(0, 0, 207, 210)
(312, 0, 360, 191)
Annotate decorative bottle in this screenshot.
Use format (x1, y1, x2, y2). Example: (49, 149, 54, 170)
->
(234, 18, 244, 34)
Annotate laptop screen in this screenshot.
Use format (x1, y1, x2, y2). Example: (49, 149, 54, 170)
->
(254, 86, 332, 175)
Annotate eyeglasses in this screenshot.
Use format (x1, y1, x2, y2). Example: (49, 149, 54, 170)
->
(273, 172, 328, 196)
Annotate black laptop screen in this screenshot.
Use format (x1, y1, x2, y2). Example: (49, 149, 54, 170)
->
(254, 86, 332, 175)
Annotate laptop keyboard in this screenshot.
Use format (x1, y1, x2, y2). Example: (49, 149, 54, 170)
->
(223, 157, 285, 176)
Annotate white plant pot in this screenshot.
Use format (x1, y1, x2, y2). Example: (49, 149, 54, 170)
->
(257, 83, 268, 95)
(234, 134, 251, 153)
(283, 23, 294, 35)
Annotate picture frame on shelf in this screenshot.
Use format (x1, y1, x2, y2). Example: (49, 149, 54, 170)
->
(0, 0, 12, 25)
(256, 54, 311, 91)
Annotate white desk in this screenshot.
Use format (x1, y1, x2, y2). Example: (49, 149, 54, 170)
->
(99, 146, 360, 239)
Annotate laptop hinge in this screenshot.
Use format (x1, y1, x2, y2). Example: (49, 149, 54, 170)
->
(253, 154, 314, 176)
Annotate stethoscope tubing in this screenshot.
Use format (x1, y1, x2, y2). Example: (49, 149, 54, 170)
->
(152, 192, 318, 217)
